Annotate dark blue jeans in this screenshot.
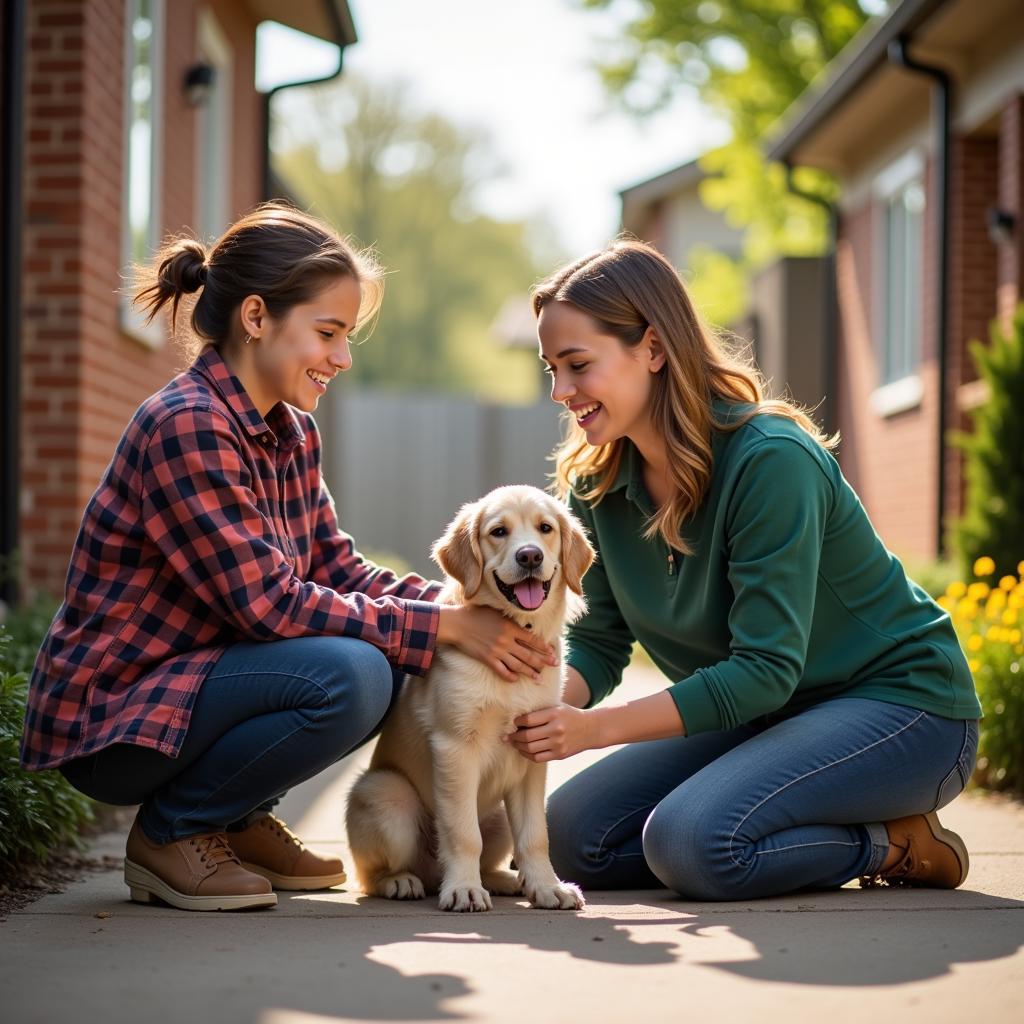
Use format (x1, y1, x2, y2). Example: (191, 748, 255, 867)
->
(547, 698, 979, 901)
(61, 637, 400, 844)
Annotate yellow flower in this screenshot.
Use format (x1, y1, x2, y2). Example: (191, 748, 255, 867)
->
(967, 582, 990, 601)
(968, 658, 981, 673)
(1003, 609, 1019, 626)
(1018, 560, 1024, 577)
(936, 595, 954, 612)
(974, 556, 996, 577)
(1010, 629, 1022, 645)
(967, 634, 984, 652)
(1000, 575, 1018, 592)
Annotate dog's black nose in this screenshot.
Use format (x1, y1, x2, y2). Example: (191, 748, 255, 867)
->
(516, 545, 544, 569)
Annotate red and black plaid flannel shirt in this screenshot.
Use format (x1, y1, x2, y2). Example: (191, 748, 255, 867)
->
(20, 347, 442, 771)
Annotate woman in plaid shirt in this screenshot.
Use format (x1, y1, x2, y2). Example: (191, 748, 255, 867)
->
(20, 202, 553, 912)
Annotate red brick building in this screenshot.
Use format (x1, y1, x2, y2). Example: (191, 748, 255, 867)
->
(767, 0, 1024, 560)
(0, 1, 356, 603)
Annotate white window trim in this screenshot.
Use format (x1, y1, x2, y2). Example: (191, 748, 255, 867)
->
(195, 9, 233, 241)
(871, 148, 925, 400)
(869, 374, 924, 418)
(873, 149, 924, 201)
(120, 0, 165, 350)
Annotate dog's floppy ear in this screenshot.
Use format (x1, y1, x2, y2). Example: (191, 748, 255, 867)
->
(432, 500, 485, 597)
(556, 506, 595, 595)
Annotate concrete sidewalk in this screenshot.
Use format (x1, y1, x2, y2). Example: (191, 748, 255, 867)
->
(3, 665, 1023, 1024)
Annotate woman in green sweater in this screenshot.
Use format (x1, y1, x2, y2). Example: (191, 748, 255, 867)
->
(507, 239, 982, 900)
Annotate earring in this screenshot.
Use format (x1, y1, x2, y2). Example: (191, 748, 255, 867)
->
(244, 334, 252, 345)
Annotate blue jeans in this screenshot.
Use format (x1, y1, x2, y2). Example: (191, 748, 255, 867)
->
(547, 698, 979, 901)
(61, 637, 400, 844)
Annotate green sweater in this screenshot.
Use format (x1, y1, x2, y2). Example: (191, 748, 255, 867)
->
(566, 409, 982, 735)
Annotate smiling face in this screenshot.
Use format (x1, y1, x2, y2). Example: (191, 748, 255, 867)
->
(238, 274, 363, 416)
(538, 300, 664, 450)
(433, 485, 594, 623)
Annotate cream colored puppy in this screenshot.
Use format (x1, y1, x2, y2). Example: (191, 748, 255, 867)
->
(346, 485, 594, 912)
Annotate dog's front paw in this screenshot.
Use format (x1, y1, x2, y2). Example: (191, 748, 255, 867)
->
(525, 880, 585, 910)
(377, 872, 425, 900)
(438, 883, 493, 912)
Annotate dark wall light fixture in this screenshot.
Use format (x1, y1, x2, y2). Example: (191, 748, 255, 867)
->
(184, 62, 216, 107)
(987, 207, 1016, 246)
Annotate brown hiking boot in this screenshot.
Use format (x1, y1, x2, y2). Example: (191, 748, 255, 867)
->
(124, 817, 277, 911)
(861, 811, 969, 889)
(228, 813, 347, 891)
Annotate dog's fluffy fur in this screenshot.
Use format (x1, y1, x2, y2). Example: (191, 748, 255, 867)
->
(346, 485, 595, 912)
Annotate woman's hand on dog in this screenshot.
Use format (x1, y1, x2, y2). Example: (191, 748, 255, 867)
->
(504, 704, 598, 762)
(436, 605, 558, 682)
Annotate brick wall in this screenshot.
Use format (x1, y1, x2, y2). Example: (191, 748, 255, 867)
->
(834, 166, 940, 561)
(20, 0, 263, 599)
(947, 135, 999, 531)
(996, 94, 1024, 328)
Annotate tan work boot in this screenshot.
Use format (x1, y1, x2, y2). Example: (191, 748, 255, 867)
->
(228, 813, 347, 891)
(124, 817, 277, 911)
(862, 811, 969, 889)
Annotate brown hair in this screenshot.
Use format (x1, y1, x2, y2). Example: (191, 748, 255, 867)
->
(533, 239, 837, 553)
(133, 201, 383, 357)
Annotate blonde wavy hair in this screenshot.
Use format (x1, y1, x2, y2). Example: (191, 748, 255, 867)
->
(532, 239, 837, 553)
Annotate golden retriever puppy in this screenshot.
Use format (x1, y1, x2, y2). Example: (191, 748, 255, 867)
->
(346, 485, 594, 912)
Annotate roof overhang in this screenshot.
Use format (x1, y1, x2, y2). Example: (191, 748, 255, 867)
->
(246, 0, 357, 47)
(766, 0, 1021, 171)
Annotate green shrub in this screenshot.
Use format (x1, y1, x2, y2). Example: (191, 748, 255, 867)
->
(0, 613, 95, 877)
(937, 563, 1024, 795)
(952, 305, 1024, 580)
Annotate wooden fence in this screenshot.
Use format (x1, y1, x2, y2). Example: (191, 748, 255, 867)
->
(316, 387, 564, 577)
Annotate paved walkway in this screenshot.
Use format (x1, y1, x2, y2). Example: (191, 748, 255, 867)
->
(3, 665, 1023, 1023)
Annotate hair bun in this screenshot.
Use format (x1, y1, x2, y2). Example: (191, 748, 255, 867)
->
(159, 239, 208, 295)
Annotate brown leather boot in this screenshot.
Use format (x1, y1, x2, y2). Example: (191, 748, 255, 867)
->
(862, 811, 969, 889)
(124, 817, 277, 911)
(228, 813, 347, 891)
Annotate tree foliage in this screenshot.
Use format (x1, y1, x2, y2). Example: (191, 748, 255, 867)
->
(272, 76, 544, 401)
(582, 0, 880, 270)
(952, 306, 1024, 580)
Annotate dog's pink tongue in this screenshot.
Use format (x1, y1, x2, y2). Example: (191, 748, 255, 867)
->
(514, 578, 545, 610)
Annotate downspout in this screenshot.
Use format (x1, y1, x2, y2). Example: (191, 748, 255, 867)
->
(887, 34, 951, 559)
(784, 163, 839, 438)
(261, 2, 351, 200)
(1, 0, 26, 609)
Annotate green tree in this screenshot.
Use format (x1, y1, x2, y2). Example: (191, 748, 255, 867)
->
(272, 76, 543, 401)
(582, 0, 879, 282)
(952, 306, 1024, 580)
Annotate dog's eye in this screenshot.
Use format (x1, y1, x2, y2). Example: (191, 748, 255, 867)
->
(490, 526, 508, 538)
(538, 522, 554, 534)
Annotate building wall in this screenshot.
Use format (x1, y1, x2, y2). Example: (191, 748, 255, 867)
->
(947, 134, 999, 529)
(828, 102, 1018, 563)
(20, 0, 263, 598)
(996, 95, 1024, 327)
(833, 162, 941, 561)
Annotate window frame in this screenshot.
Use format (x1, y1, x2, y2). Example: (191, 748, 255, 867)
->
(870, 149, 926, 416)
(119, 0, 165, 349)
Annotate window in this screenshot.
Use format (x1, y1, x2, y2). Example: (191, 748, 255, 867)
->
(195, 11, 233, 241)
(121, 0, 164, 347)
(871, 151, 926, 415)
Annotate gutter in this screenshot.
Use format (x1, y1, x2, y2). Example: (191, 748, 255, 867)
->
(783, 165, 838, 439)
(261, 1, 357, 200)
(887, 35, 952, 559)
(767, 0, 949, 164)
(1, 0, 26, 609)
